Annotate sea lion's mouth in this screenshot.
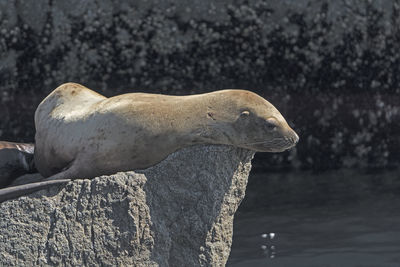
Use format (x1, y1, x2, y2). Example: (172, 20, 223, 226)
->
(241, 136, 298, 152)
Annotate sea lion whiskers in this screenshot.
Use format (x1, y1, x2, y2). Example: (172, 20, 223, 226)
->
(239, 138, 283, 146)
(239, 136, 297, 152)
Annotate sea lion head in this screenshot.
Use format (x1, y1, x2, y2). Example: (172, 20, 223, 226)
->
(209, 90, 299, 152)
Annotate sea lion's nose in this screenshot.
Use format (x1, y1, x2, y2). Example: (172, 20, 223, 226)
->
(292, 131, 299, 144)
(286, 130, 299, 145)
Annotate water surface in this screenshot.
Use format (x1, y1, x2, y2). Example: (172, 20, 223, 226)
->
(228, 195, 400, 266)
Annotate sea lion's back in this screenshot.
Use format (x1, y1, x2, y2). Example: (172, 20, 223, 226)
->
(35, 83, 106, 126)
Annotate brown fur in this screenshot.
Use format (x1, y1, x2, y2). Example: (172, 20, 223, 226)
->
(0, 83, 299, 202)
(34, 83, 298, 181)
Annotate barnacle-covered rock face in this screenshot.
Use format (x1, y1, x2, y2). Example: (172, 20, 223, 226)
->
(0, 0, 398, 170)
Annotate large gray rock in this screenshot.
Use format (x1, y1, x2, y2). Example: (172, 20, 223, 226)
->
(0, 145, 254, 266)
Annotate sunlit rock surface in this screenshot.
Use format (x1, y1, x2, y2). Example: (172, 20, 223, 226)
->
(0, 145, 254, 266)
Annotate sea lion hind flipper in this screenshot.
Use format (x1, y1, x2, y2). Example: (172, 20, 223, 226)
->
(0, 179, 71, 203)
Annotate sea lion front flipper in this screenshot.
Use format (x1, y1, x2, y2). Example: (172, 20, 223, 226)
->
(0, 179, 71, 203)
(0, 157, 93, 202)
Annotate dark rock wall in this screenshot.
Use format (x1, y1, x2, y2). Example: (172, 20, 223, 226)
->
(0, 0, 399, 170)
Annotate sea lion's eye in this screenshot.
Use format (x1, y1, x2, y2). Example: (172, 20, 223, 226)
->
(265, 118, 277, 131)
(240, 110, 250, 117)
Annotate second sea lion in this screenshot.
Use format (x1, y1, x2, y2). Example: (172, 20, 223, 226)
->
(0, 141, 36, 188)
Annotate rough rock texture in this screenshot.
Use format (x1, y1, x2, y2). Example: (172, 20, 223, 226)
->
(0, 145, 255, 266)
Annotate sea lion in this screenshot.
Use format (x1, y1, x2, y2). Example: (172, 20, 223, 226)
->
(0, 83, 298, 202)
(0, 141, 36, 188)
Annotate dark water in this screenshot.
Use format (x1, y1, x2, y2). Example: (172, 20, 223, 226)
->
(228, 173, 400, 267)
